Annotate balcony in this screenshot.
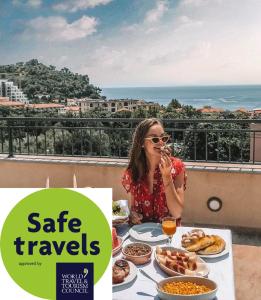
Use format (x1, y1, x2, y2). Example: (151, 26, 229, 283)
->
(0, 117, 260, 299)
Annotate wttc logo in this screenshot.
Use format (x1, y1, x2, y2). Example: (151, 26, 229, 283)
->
(56, 263, 94, 300)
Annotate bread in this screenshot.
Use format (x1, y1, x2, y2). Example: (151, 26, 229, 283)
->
(112, 266, 125, 284)
(181, 229, 205, 248)
(197, 235, 226, 255)
(185, 235, 215, 252)
(112, 260, 130, 284)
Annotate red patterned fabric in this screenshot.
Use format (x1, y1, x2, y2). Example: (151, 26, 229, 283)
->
(122, 157, 186, 224)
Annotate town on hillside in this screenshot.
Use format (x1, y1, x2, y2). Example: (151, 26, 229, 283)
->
(1, 79, 261, 117)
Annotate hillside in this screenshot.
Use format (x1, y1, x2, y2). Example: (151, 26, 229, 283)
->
(0, 59, 101, 101)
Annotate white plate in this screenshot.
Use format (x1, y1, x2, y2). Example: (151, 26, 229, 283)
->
(112, 260, 137, 288)
(196, 243, 229, 259)
(129, 223, 168, 243)
(180, 229, 229, 259)
(155, 246, 209, 277)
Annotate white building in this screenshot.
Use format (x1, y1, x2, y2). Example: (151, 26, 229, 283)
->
(80, 98, 160, 113)
(0, 80, 28, 103)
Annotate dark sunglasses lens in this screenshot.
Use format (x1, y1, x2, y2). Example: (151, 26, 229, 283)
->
(151, 137, 160, 143)
(162, 136, 169, 143)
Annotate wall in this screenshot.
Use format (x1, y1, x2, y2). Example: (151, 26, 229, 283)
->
(0, 157, 260, 228)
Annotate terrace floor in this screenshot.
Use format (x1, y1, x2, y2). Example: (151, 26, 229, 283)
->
(233, 244, 261, 300)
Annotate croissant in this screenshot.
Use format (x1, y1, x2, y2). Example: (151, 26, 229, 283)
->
(197, 235, 226, 255)
(185, 235, 215, 252)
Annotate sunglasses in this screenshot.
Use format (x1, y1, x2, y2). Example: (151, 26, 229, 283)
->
(144, 135, 170, 144)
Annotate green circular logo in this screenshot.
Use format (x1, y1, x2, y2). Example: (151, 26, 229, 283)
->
(0, 189, 111, 299)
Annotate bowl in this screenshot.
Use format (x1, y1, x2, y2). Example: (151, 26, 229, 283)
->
(122, 242, 152, 265)
(157, 276, 218, 300)
(155, 246, 209, 277)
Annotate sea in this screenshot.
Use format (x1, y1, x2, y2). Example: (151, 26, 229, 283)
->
(101, 85, 261, 111)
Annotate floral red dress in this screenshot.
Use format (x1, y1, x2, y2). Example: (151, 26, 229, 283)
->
(122, 157, 186, 225)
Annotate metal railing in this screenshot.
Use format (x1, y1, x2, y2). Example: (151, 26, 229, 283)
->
(0, 117, 260, 164)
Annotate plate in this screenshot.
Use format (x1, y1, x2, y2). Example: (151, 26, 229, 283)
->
(180, 229, 229, 259)
(196, 244, 229, 259)
(155, 246, 209, 277)
(129, 223, 167, 243)
(112, 237, 123, 256)
(112, 260, 137, 289)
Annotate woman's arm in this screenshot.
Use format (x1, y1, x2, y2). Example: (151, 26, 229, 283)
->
(159, 155, 185, 219)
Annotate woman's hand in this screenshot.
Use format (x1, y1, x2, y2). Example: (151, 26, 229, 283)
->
(129, 211, 143, 225)
(159, 153, 172, 179)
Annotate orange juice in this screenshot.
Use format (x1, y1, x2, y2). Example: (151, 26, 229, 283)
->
(162, 220, 176, 236)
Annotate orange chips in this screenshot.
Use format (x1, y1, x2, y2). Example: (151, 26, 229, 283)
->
(161, 281, 212, 295)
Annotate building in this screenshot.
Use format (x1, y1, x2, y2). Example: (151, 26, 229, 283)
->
(26, 103, 65, 113)
(0, 80, 28, 103)
(0, 96, 25, 108)
(80, 98, 160, 113)
(62, 106, 80, 115)
(198, 106, 224, 113)
(251, 108, 261, 116)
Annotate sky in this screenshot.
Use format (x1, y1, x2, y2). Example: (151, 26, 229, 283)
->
(0, 0, 261, 87)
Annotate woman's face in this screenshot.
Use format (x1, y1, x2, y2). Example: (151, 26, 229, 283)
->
(143, 124, 167, 158)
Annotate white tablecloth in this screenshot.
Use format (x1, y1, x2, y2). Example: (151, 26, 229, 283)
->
(113, 226, 235, 300)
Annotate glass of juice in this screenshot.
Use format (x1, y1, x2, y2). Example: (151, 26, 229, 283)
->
(162, 216, 176, 246)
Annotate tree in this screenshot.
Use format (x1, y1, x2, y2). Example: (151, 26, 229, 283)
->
(167, 99, 182, 111)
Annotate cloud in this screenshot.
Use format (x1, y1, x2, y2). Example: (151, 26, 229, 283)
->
(53, 0, 113, 13)
(144, 0, 169, 23)
(12, 0, 42, 8)
(121, 0, 169, 34)
(23, 16, 98, 42)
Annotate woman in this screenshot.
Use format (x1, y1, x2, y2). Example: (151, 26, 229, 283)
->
(122, 118, 186, 225)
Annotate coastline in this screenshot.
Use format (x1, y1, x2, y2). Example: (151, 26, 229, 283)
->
(101, 85, 261, 111)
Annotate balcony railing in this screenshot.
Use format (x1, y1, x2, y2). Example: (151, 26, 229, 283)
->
(0, 117, 260, 164)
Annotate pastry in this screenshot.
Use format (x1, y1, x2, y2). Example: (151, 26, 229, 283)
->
(112, 260, 130, 284)
(114, 259, 130, 276)
(112, 266, 125, 284)
(197, 235, 226, 255)
(181, 229, 205, 248)
(185, 235, 215, 252)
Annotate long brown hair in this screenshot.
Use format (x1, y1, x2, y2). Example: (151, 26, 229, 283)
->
(128, 118, 163, 183)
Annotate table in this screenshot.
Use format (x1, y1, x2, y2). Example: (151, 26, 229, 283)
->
(113, 225, 236, 300)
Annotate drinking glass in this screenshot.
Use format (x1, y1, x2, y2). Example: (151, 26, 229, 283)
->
(162, 216, 176, 246)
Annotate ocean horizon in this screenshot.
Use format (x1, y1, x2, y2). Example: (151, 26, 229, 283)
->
(101, 85, 261, 111)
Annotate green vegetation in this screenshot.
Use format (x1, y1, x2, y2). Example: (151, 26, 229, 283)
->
(0, 59, 101, 101)
(0, 99, 253, 163)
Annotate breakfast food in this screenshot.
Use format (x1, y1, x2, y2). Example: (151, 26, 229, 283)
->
(197, 235, 226, 255)
(182, 229, 226, 255)
(155, 246, 207, 276)
(124, 243, 151, 256)
(181, 229, 205, 248)
(185, 235, 215, 252)
(112, 259, 130, 284)
(161, 281, 212, 295)
(112, 227, 119, 249)
(122, 242, 152, 265)
(112, 202, 126, 216)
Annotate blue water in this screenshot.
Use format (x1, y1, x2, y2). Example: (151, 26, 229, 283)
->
(101, 85, 261, 111)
